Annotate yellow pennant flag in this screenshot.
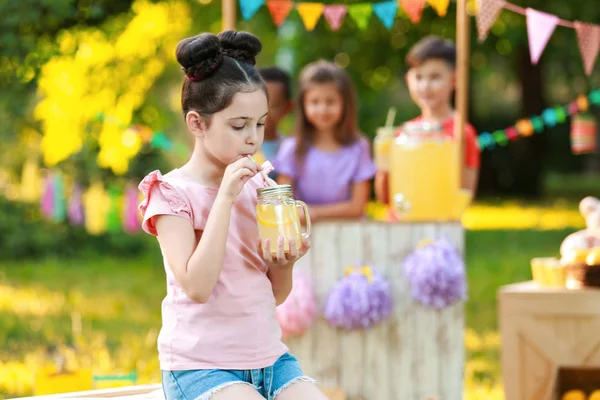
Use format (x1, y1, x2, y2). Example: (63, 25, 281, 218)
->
(428, 0, 450, 16)
(20, 158, 41, 202)
(83, 182, 111, 235)
(296, 2, 325, 31)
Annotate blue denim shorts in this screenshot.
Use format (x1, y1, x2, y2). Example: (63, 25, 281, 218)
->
(161, 353, 314, 400)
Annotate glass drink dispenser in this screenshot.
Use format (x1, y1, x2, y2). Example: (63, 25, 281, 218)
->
(389, 120, 470, 221)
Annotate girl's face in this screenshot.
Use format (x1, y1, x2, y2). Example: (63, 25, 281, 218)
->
(303, 82, 344, 133)
(193, 90, 268, 166)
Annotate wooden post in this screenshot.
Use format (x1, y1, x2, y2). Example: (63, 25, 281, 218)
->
(454, 0, 470, 188)
(222, 0, 236, 31)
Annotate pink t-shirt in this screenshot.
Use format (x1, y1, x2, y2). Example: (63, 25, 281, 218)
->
(138, 168, 288, 371)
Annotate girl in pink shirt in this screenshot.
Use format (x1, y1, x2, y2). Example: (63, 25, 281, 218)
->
(138, 30, 326, 400)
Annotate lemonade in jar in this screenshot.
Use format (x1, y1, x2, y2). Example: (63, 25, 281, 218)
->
(256, 185, 311, 254)
(389, 120, 461, 221)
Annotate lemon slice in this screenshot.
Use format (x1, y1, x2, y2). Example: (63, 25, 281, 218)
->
(257, 204, 296, 228)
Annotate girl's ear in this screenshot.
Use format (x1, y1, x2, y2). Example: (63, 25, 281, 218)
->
(186, 111, 206, 138)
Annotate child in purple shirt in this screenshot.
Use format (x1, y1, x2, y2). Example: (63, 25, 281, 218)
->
(274, 60, 376, 221)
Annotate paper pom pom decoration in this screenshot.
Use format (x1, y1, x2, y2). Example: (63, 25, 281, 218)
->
(324, 265, 393, 330)
(402, 238, 467, 309)
(276, 269, 317, 338)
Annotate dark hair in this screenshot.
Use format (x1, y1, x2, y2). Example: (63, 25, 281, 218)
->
(406, 35, 456, 69)
(295, 60, 360, 170)
(175, 30, 266, 121)
(258, 66, 292, 101)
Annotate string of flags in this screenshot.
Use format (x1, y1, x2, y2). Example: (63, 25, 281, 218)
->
(239, 0, 450, 31)
(477, 89, 600, 152)
(477, 0, 600, 75)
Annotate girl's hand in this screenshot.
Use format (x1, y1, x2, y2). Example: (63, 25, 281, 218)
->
(259, 236, 311, 267)
(218, 157, 260, 202)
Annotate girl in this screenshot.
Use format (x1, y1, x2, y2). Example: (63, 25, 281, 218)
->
(274, 60, 376, 221)
(138, 30, 327, 400)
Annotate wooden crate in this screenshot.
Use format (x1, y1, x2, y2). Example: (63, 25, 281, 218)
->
(499, 281, 600, 400)
(287, 221, 465, 400)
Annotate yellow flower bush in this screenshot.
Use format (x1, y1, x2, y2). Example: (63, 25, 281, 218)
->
(35, 0, 191, 174)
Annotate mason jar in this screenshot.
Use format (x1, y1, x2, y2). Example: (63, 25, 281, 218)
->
(256, 184, 311, 254)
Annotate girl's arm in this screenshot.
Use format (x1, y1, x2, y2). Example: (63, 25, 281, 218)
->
(309, 180, 371, 220)
(155, 195, 235, 304)
(153, 158, 258, 304)
(267, 264, 294, 305)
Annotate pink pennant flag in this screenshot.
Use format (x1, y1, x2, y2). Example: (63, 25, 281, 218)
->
(526, 8, 559, 65)
(574, 21, 600, 76)
(476, 0, 505, 42)
(323, 4, 347, 31)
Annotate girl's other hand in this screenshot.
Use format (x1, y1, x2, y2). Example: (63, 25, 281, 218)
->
(259, 236, 311, 268)
(218, 157, 259, 202)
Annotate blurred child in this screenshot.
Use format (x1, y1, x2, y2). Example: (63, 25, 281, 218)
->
(274, 60, 376, 221)
(258, 66, 294, 170)
(139, 30, 326, 400)
(375, 35, 480, 204)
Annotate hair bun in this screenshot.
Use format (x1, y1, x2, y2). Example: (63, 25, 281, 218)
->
(176, 33, 223, 81)
(218, 30, 262, 66)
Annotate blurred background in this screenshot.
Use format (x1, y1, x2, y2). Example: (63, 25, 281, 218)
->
(0, 0, 598, 398)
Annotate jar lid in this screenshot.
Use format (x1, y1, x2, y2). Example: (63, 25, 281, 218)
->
(256, 184, 293, 197)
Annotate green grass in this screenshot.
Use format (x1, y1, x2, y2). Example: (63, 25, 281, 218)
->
(0, 227, 580, 398)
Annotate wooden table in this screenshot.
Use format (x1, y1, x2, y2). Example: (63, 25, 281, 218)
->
(499, 281, 600, 400)
(287, 220, 465, 400)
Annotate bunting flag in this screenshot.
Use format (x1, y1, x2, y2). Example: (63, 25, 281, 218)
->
(323, 5, 347, 31)
(400, 0, 426, 24)
(372, 1, 398, 29)
(348, 3, 373, 30)
(267, 0, 294, 27)
(51, 173, 66, 223)
(122, 184, 141, 234)
(83, 182, 110, 235)
(296, 2, 324, 31)
(427, 0, 450, 17)
(476, 0, 505, 41)
(106, 187, 122, 233)
(239, 0, 266, 20)
(68, 183, 84, 226)
(40, 175, 54, 220)
(477, 90, 600, 151)
(574, 21, 600, 76)
(525, 8, 559, 65)
(477, 1, 599, 74)
(20, 157, 41, 203)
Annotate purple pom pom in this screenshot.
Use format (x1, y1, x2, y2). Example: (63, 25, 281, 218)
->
(324, 266, 393, 330)
(402, 237, 467, 309)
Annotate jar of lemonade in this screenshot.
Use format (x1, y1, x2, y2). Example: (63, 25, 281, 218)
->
(389, 120, 461, 221)
(374, 126, 395, 171)
(256, 185, 311, 254)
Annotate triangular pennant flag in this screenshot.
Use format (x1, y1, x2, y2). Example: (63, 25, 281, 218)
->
(348, 3, 373, 30)
(476, 0, 505, 41)
(239, 0, 265, 21)
(323, 5, 347, 31)
(267, 0, 294, 27)
(428, 0, 450, 17)
(373, 1, 398, 30)
(401, 0, 426, 24)
(526, 8, 559, 65)
(574, 21, 600, 76)
(297, 2, 325, 31)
